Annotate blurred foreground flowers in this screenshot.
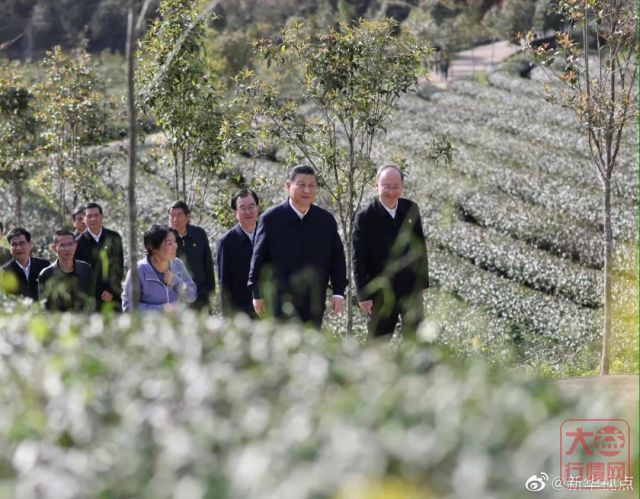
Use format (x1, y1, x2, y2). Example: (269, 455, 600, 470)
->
(0, 310, 634, 498)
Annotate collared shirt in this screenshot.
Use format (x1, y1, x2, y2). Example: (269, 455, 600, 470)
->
(379, 197, 398, 219)
(15, 258, 31, 280)
(88, 228, 103, 243)
(289, 198, 309, 219)
(241, 227, 255, 243)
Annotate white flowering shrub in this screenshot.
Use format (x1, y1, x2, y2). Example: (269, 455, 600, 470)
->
(0, 312, 634, 499)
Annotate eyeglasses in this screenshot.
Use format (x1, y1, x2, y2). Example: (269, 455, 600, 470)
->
(236, 204, 258, 212)
(10, 241, 28, 248)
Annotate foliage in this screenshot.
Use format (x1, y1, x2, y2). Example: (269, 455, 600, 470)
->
(137, 0, 247, 214)
(0, 311, 634, 498)
(33, 46, 112, 225)
(238, 18, 426, 333)
(0, 60, 41, 225)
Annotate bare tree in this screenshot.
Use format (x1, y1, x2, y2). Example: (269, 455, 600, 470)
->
(526, 0, 637, 374)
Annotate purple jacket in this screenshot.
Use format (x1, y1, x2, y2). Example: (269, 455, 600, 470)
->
(122, 256, 197, 312)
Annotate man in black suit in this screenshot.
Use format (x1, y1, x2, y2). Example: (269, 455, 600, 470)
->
(75, 202, 124, 312)
(217, 189, 260, 318)
(248, 165, 347, 328)
(0, 227, 50, 300)
(168, 200, 216, 310)
(353, 164, 429, 338)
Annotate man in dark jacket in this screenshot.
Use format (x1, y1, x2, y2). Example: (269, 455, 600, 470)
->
(75, 202, 124, 312)
(39, 229, 95, 312)
(169, 201, 216, 310)
(217, 189, 260, 318)
(353, 164, 429, 337)
(0, 227, 50, 300)
(248, 165, 347, 328)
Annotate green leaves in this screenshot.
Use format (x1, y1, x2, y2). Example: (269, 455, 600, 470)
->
(30, 45, 112, 223)
(136, 0, 246, 209)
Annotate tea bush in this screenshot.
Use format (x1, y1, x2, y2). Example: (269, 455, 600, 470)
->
(0, 311, 634, 498)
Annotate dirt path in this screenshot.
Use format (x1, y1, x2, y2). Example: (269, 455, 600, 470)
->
(428, 40, 521, 87)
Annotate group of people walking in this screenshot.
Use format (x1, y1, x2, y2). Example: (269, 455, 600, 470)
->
(1, 163, 429, 337)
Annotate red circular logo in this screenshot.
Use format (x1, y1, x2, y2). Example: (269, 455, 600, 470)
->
(594, 425, 625, 457)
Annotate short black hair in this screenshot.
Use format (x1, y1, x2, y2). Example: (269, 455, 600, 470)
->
(231, 189, 260, 210)
(72, 206, 86, 218)
(143, 224, 177, 255)
(0, 222, 3, 233)
(287, 164, 318, 182)
(375, 164, 405, 182)
(85, 202, 103, 215)
(7, 227, 31, 243)
(169, 200, 191, 215)
(54, 228, 76, 242)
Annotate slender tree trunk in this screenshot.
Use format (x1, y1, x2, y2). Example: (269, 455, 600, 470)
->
(345, 218, 354, 336)
(600, 179, 613, 374)
(13, 180, 23, 226)
(58, 163, 65, 227)
(126, 0, 140, 310)
(181, 149, 187, 202)
(173, 148, 179, 200)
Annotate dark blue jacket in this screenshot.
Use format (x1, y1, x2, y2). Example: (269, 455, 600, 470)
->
(176, 224, 215, 308)
(216, 224, 256, 318)
(1, 257, 51, 300)
(75, 227, 124, 310)
(248, 200, 347, 325)
(353, 197, 429, 302)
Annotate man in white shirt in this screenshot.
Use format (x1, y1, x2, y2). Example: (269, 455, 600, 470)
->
(0, 227, 50, 300)
(75, 202, 124, 312)
(352, 164, 429, 338)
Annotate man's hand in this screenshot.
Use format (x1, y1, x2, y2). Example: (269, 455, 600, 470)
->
(253, 298, 265, 317)
(359, 300, 373, 315)
(331, 296, 344, 315)
(101, 290, 114, 302)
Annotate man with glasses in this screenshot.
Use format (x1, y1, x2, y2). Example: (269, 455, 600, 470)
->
(248, 165, 347, 328)
(0, 227, 50, 300)
(217, 189, 260, 318)
(168, 200, 216, 310)
(39, 229, 95, 312)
